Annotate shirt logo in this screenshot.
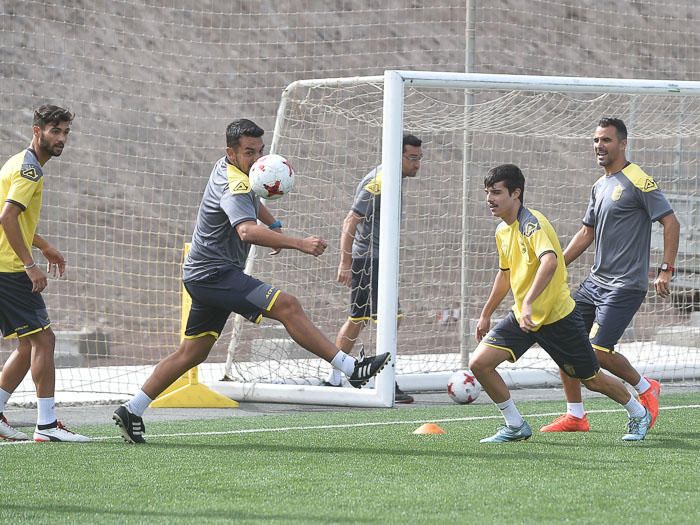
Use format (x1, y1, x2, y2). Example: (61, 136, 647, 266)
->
(611, 184, 624, 201)
(643, 178, 658, 192)
(523, 221, 539, 238)
(20, 166, 41, 182)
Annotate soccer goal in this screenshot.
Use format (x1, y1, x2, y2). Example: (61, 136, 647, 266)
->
(216, 71, 700, 407)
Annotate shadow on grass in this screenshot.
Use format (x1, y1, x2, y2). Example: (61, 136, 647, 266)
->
(0, 503, 370, 524)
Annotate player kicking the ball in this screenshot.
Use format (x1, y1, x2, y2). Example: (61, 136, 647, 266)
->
(113, 119, 390, 444)
(469, 164, 651, 443)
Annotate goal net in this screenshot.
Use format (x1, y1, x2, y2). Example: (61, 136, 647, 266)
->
(219, 71, 700, 404)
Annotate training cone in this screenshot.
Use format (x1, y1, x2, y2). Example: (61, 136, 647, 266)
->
(413, 423, 446, 435)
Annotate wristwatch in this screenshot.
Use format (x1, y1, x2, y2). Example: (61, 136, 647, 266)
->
(658, 263, 675, 276)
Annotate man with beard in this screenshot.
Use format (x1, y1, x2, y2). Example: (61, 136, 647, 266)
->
(0, 105, 90, 442)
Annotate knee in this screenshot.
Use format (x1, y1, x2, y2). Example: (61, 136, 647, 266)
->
(271, 293, 304, 320)
(468, 356, 488, 378)
(581, 376, 602, 393)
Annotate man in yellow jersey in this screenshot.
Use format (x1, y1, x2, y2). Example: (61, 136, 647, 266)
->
(540, 118, 679, 433)
(470, 164, 651, 443)
(0, 105, 89, 442)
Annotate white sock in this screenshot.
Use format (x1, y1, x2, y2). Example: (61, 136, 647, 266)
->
(623, 396, 646, 419)
(330, 351, 357, 377)
(325, 369, 342, 386)
(633, 377, 651, 395)
(496, 398, 524, 428)
(0, 387, 12, 413)
(126, 390, 153, 417)
(566, 402, 586, 419)
(37, 397, 57, 426)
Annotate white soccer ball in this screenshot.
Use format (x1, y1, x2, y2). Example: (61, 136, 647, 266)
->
(249, 154, 295, 200)
(447, 370, 481, 404)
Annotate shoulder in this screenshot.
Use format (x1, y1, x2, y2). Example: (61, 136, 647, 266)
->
(2, 150, 42, 182)
(361, 167, 382, 196)
(620, 163, 658, 192)
(518, 207, 546, 238)
(225, 159, 253, 196)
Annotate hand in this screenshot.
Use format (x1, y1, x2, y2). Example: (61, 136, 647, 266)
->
(300, 236, 327, 257)
(26, 265, 48, 293)
(41, 245, 66, 277)
(654, 273, 672, 298)
(475, 316, 490, 342)
(337, 264, 352, 287)
(519, 303, 536, 332)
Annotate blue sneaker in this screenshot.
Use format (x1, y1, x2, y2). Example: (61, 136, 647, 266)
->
(622, 409, 652, 441)
(480, 421, 532, 443)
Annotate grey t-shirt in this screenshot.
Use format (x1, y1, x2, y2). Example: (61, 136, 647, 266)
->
(583, 162, 673, 291)
(183, 156, 259, 282)
(351, 165, 405, 259)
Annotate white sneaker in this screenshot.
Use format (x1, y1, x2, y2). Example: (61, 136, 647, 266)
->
(33, 421, 91, 442)
(0, 414, 29, 441)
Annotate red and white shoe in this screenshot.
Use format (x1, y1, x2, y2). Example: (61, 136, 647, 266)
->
(33, 421, 91, 442)
(539, 413, 590, 432)
(0, 414, 29, 441)
(639, 378, 661, 429)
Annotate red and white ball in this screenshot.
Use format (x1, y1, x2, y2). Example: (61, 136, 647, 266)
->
(249, 154, 295, 201)
(447, 370, 481, 404)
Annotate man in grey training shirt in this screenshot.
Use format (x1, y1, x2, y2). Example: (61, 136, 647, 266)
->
(113, 119, 390, 444)
(540, 117, 680, 434)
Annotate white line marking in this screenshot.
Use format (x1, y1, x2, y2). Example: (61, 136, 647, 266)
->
(2, 404, 698, 445)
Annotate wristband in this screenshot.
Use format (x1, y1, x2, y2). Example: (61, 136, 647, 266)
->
(23, 262, 37, 270)
(269, 219, 282, 230)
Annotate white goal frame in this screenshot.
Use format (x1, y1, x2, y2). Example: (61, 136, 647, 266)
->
(214, 70, 700, 408)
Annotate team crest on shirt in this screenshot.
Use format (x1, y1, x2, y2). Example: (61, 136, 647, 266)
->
(611, 184, 624, 201)
(20, 165, 41, 182)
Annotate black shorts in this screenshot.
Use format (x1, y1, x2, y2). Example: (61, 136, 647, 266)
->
(482, 310, 600, 380)
(574, 277, 646, 353)
(348, 258, 401, 322)
(0, 272, 51, 339)
(183, 268, 280, 339)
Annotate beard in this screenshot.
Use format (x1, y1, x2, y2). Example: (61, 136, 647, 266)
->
(38, 134, 64, 158)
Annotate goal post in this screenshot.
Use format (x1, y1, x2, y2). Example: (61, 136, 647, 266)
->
(216, 70, 700, 406)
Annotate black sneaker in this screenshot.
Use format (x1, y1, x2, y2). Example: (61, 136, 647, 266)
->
(113, 405, 146, 444)
(348, 351, 391, 388)
(395, 383, 414, 404)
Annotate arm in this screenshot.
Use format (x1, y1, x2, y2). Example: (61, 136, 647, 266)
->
(235, 220, 327, 256)
(475, 269, 511, 342)
(257, 202, 283, 255)
(654, 212, 680, 297)
(519, 252, 558, 332)
(33, 233, 66, 277)
(0, 202, 47, 293)
(337, 210, 362, 287)
(562, 224, 594, 266)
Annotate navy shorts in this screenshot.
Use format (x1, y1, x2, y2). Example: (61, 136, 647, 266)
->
(348, 258, 401, 322)
(183, 268, 280, 339)
(482, 310, 600, 380)
(574, 277, 646, 353)
(0, 272, 51, 339)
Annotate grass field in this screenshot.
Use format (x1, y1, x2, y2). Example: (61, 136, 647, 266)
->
(2, 392, 699, 524)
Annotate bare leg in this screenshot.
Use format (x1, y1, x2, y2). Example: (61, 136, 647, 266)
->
(559, 368, 583, 403)
(0, 337, 32, 393)
(266, 292, 339, 362)
(596, 350, 642, 385)
(468, 343, 512, 404)
(28, 329, 56, 398)
(581, 371, 632, 405)
(141, 335, 215, 399)
(335, 318, 364, 354)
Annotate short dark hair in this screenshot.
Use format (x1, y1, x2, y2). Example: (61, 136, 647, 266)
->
(226, 118, 264, 148)
(484, 164, 525, 203)
(402, 134, 422, 150)
(597, 117, 627, 140)
(33, 105, 74, 128)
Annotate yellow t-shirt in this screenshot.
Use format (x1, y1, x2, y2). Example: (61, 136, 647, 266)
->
(495, 206, 575, 329)
(0, 149, 44, 272)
